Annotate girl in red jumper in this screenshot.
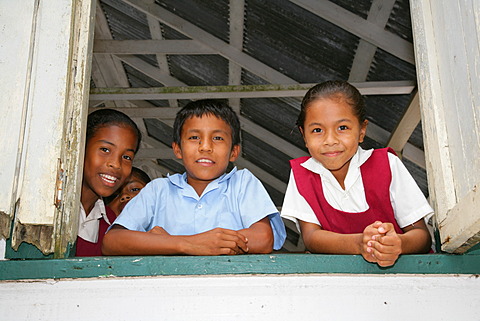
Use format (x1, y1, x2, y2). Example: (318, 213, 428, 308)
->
(281, 81, 432, 267)
(76, 109, 141, 256)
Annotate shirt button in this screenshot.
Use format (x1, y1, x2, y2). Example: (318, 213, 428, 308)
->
(197, 204, 203, 209)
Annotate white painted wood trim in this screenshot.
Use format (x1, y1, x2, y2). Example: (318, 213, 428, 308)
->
(0, 0, 37, 233)
(1, 275, 479, 320)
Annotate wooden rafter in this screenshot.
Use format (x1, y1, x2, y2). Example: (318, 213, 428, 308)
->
(349, 0, 397, 82)
(90, 81, 415, 101)
(290, 0, 415, 64)
(147, 15, 178, 108)
(387, 91, 421, 156)
(228, 0, 245, 112)
(121, 0, 296, 84)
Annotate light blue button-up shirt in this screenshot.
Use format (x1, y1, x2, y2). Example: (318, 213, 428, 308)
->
(114, 167, 286, 250)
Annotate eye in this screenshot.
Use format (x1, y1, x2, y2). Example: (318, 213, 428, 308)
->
(213, 136, 224, 141)
(312, 128, 323, 133)
(100, 147, 110, 153)
(123, 155, 133, 161)
(338, 125, 348, 131)
(130, 187, 141, 192)
(188, 135, 200, 140)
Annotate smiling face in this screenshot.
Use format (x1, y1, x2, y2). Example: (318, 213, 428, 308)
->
(81, 125, 138, 213)
(300, 96, 367, 188)
(108, 173, 147, 216)
(172, 114, 240, 196)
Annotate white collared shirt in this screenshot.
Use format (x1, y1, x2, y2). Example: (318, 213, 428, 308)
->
(78, 199, 111, 243)
(281, 147, 433, 230)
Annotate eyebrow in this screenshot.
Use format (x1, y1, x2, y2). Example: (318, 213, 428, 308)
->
(98, 139, 135, 153)
(306, 119, 353, 127)
(186, 129, 229, 135)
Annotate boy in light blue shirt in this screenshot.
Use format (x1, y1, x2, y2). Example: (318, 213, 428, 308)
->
(103, 100, 286, 255)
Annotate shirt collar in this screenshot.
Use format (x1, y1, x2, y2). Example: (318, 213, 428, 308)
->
(300, 147, 373, 189)
(167, 167, 238, 195)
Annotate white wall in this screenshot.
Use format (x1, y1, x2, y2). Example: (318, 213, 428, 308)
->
(1, 274, 479, 320)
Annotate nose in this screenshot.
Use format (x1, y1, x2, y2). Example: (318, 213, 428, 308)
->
(107, 155, 121, 169)
(323, 130, 339, 146)
(120, 193, 131, 203)
(198, 139, 213, 152)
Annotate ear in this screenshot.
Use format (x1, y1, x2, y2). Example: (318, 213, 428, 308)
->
(229, 144, 241, 162)
(358, 119, 368, 143)
(172, 142, 183, 160)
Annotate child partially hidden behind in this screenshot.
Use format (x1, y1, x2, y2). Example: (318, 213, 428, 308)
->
(103, 100, 286, 255)
(106, 167, 151, 217)
(281, 81, 433, 267)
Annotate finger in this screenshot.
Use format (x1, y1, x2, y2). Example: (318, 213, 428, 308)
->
(372, 221, 383, 228)
(377, 222, 395, 235)
(370, 245, 400, 263)
(215, 228, 248, 242)
(377, 259, 396, 267)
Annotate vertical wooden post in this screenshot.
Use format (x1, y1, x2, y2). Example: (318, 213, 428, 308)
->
(411, 0, 480, 253)
(0, 0, 95, 258)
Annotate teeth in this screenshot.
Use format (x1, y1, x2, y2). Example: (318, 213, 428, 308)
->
(100, 174, 118, 183)
(197, 159, 213, 163)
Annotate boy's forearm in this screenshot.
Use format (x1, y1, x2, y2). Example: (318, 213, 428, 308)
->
(102, 228, 186, 255)
(238, 218, 274, 254)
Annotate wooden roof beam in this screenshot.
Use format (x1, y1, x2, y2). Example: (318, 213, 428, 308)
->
(228, 0, 246, 113)
(94, 39, 216, 55)
(290, 0, 415, 64)
(349, 0, 397, 82)
(387, 91, 421, 156)
(89, 81, 415, 100)
(121, 0, 296, 84)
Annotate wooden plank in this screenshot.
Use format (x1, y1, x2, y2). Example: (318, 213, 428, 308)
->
(440, 183, 480, 253)
(349, 0, 397, 81)
(90, 81, 415, 100)
(147, 16, 178, 108)
(410, 0, 457, 224)
(1, 254, 480, 281)
(0, 0, 37, 237)
(367, 121, 425, 169)
(8, 0, 95, 257)
(290, 0, 415, 64)
(94, 39, 216, 54)
(387, 91, 421, 155)
(411, 0, 480, 253)
(434, 1, 480, 198)
(228, 0, 245, 113)
(122, 0, 296, 84)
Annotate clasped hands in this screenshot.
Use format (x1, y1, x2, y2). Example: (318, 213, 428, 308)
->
(148, 226, 248, 256)
(361, 221, 402, 267)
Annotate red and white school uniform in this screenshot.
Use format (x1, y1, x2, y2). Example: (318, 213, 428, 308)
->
(76, 199, 116, 256)
(281, 147, 433, 233)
